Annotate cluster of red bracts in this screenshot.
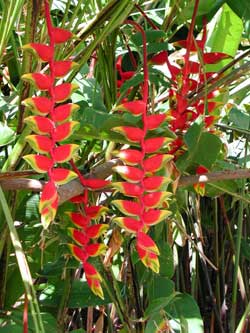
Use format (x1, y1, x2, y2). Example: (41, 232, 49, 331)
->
(167, 23, 230, 134)
(22, 15, 79, 229)
(22, 3, 110, 298)
(111, 100, 173, 272)
(67, 191, 109, 299)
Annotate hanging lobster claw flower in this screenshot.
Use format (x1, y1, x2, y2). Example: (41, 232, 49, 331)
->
(54, 83, 79, 102)
(114, 100, 146, 116)
(83, 262, 104, 299)
(22, 43, 54, 62)
(68, 228, 90, 246)
(113, 165, 144, 183)
(113, 149, 143, 165)
(144, 137, 173, 154)
(112, 126, 144, 143)
(54, 60, 79, 77)
(113, 217, 143, 233)
(143, 209, 171, 226)
(113, 200, 141, 216)
(22, 97, 53, 116)
(143, 176, 171, 192)
(23, 154, 53, 173)
(66, 212, 90, 228)
(22, 73, 53, 91)
(53, 144, 79, 163)
(193, 165, 209, 196)
(26, 135, 53, 154)
(83, 179, 111, 190)
(85, 243, 107, 257)
(136, 232, 160, 273)
(51, 168, 77, 185)
(112, 182, 143, 197)
(143, 191, 172, 209)
(84, 206, 109, 219)
(86, 224, 109, 238)
(54, 121, 79, 141)
(145, 114, 167, 130)
(144, 154, 173, 173)
(24, 116, 54, 135)
(52, 27, 73, 44)
(53, 103, 80, 123)
(68, 244, 89, 262)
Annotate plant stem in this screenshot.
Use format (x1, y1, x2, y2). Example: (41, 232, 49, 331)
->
(0, 185, 45, 333)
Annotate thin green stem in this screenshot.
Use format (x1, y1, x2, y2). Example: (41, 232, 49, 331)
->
(0, 185, 45, 333)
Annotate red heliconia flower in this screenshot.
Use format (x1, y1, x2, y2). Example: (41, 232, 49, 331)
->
(53, 103, 80, 123)
(22, 2, 79, 229)
(83, 178, 110, 190)
(113, 149, 143, 165)
(145, 114, 167, 130)
(112, 126, 144, 143)
(112, 41, 174, 272)
(54, 60, 78, 77)
(114, 100, 146, 116)
(54, 83, 79, 102)
(193, 165, 209, 196)
(83, 262, 104, 299)
(23, 43, 54, 62)
(23, 97, 53, 116)
(52, 27, 73, 44)
(22, 73, 53, 91)
(148, 51, 168, 65)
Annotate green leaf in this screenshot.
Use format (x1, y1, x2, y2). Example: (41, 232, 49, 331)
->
(205, 3, 243, 71)
(144, 293, 178, 318)
(179, 121, 222, 170)
(168, 293, 204, 333)
(158, 241, 174, 278)
(147, 276, 174, 301)
(228, 107, 250, 130)
(40, 280, 111, 308)
(241, 237, 250, 261)
(131, 30, 167, 46)
(226, 0, 250, 35)
(192, 132, 222, 167)
(0, 121, 15, 147)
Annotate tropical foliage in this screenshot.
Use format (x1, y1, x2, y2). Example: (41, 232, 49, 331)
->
(0, 0, 250, 332)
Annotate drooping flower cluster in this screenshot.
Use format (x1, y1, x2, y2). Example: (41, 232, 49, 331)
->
(67, 187, 109, 298)
(22, 1, 79, 229)
(167, 20, 231, 135)
(111, 21, 173, 273)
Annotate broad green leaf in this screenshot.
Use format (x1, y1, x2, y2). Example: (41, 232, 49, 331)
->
(144, 293, 178, 318)
(226, 0, 250, 35)
(228, 107, 250, 130)
(179, 122, 222, 170)
(205, 4, 243, 71)
(191, 132, 222, 168)
(0, 122, 15, 147)
(147, 276, 175, 301)
(168, 293, 204, 333)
